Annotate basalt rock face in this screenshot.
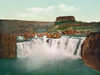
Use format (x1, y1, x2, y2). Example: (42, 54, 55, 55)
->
(56, 16, 75, 22)
(0, 34, 17, 59)
(81, 33, 100, 70)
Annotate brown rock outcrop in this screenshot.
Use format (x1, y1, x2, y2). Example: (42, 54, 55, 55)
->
(46, 33, 61, 38)
(53, 33, 61, 38)
(56, 16, 75, 22)
(0, 34, 17, 59)
(62, 29, 76, 35)
(37, 34, 43, 37)
(43, 32, 48, 35)
(81, 33, 100, 70)
(24, 33, 35, 40)
(46, 33, 53, 38)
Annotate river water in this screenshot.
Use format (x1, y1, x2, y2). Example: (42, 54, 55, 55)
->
(0, 35, 99, 75)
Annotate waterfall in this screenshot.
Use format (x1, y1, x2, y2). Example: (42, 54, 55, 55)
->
(17, 36, 86, 58)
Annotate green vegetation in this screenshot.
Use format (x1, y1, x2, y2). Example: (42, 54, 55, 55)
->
(48, 20, 99, 34)
(48, 25, 94, 33)
(72, 26, 93, 30)
(55, 20, 75, 25)
(57, 25, 93, 31)
(57, 26, 70, 30)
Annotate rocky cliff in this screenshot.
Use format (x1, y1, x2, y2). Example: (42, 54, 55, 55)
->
(0, 34, 17, 59)
(81, 33, 100, 70)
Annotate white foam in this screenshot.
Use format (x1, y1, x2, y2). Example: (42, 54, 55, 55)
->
(17, 36, 86, 59)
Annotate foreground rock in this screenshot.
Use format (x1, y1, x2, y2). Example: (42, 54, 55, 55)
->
(0, 34, 17, 59)
(81, 33, 100, 70)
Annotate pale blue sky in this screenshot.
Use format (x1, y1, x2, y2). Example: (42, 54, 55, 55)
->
(0, 0, 100, 22)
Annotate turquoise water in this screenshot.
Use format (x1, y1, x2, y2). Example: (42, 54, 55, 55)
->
(0, 58, 99, 75)
(62, 34, 87, 37)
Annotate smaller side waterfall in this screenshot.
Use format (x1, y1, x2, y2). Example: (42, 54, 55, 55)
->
(17, 36, 86, 58)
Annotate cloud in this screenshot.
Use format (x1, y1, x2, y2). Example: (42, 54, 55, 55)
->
(26, 5, 55, 13)
(27, 7, 44, 12)
(19, 4, 79, 21)
(58, 4, 79, 11)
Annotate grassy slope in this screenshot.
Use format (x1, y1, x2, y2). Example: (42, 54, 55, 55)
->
(48, 21, 99, 33)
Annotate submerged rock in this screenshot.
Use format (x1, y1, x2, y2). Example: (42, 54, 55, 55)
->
(46, 39, 49, 43)
(0, 34, 17, 59)
(81, 33, 100, 70)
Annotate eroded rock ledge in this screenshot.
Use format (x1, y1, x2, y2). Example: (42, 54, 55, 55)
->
(81, 33, 100, 70)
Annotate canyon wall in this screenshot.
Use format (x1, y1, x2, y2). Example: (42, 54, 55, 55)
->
(0, 19, 54, 34)
(0, 19, 54, 59)
(0, 34, 16, 59)
(81, 33, 100, 70)
(0, 16, 99, 59)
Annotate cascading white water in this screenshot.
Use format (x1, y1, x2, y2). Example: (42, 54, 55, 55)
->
(17, 36, 86, 58)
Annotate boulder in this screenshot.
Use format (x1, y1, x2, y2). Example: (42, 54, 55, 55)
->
(81, 33, 100, 70)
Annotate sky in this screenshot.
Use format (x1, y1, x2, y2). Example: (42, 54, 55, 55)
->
(0, 0, 100, 22)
